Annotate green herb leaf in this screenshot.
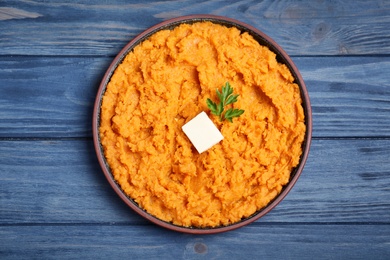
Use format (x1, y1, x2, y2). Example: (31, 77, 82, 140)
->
(206, 98, 218, 116)
(224, 108, 245, 123)
(206, 82, 245, 122)
(216, 88, 224, 105)
(225, 93, 239, 106)
(221, 82, 233, 106)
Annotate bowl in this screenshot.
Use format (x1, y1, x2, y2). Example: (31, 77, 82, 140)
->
(93, 14, 312, 234)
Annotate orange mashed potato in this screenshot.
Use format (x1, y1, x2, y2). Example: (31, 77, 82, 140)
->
(99, 22, 306, 228)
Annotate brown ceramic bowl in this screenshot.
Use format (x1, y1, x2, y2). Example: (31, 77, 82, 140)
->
(92, 14, 312, 234)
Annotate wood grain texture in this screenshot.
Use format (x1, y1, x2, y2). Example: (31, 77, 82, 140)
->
(1, 139, 389, 225)
(1, 225, 389, 259)
(0, 57, 108, 138)
(1, 56, 389, 138)
(0, 0, 389, 56)
(0, 7, 42, 20)
(1, 0, 390, 258)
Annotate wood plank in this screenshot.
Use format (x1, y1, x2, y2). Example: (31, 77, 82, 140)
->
(294, 56, 390, 138)
(0, 57, 111, 138)
(0, 139, 145, 225)
(1, 56, 390, 138)
(1, 139, 390, 224)
(0, 224, 389, 259)
(0, 0, 389, 56)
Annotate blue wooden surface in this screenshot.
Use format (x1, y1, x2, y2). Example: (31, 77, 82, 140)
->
(0, 0, 389, 259)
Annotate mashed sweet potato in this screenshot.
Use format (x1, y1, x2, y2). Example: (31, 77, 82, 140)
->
(99, 21, 306, 228)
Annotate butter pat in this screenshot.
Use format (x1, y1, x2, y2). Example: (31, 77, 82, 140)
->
(182, 111, 224, 153)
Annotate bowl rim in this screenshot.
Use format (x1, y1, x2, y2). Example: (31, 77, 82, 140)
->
(92, 14, 312, 234)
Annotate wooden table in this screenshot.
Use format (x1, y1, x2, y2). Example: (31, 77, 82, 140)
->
(1, 1, 389, 259)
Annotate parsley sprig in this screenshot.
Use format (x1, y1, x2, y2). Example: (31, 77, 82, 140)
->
(206, 82, 245, 123)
